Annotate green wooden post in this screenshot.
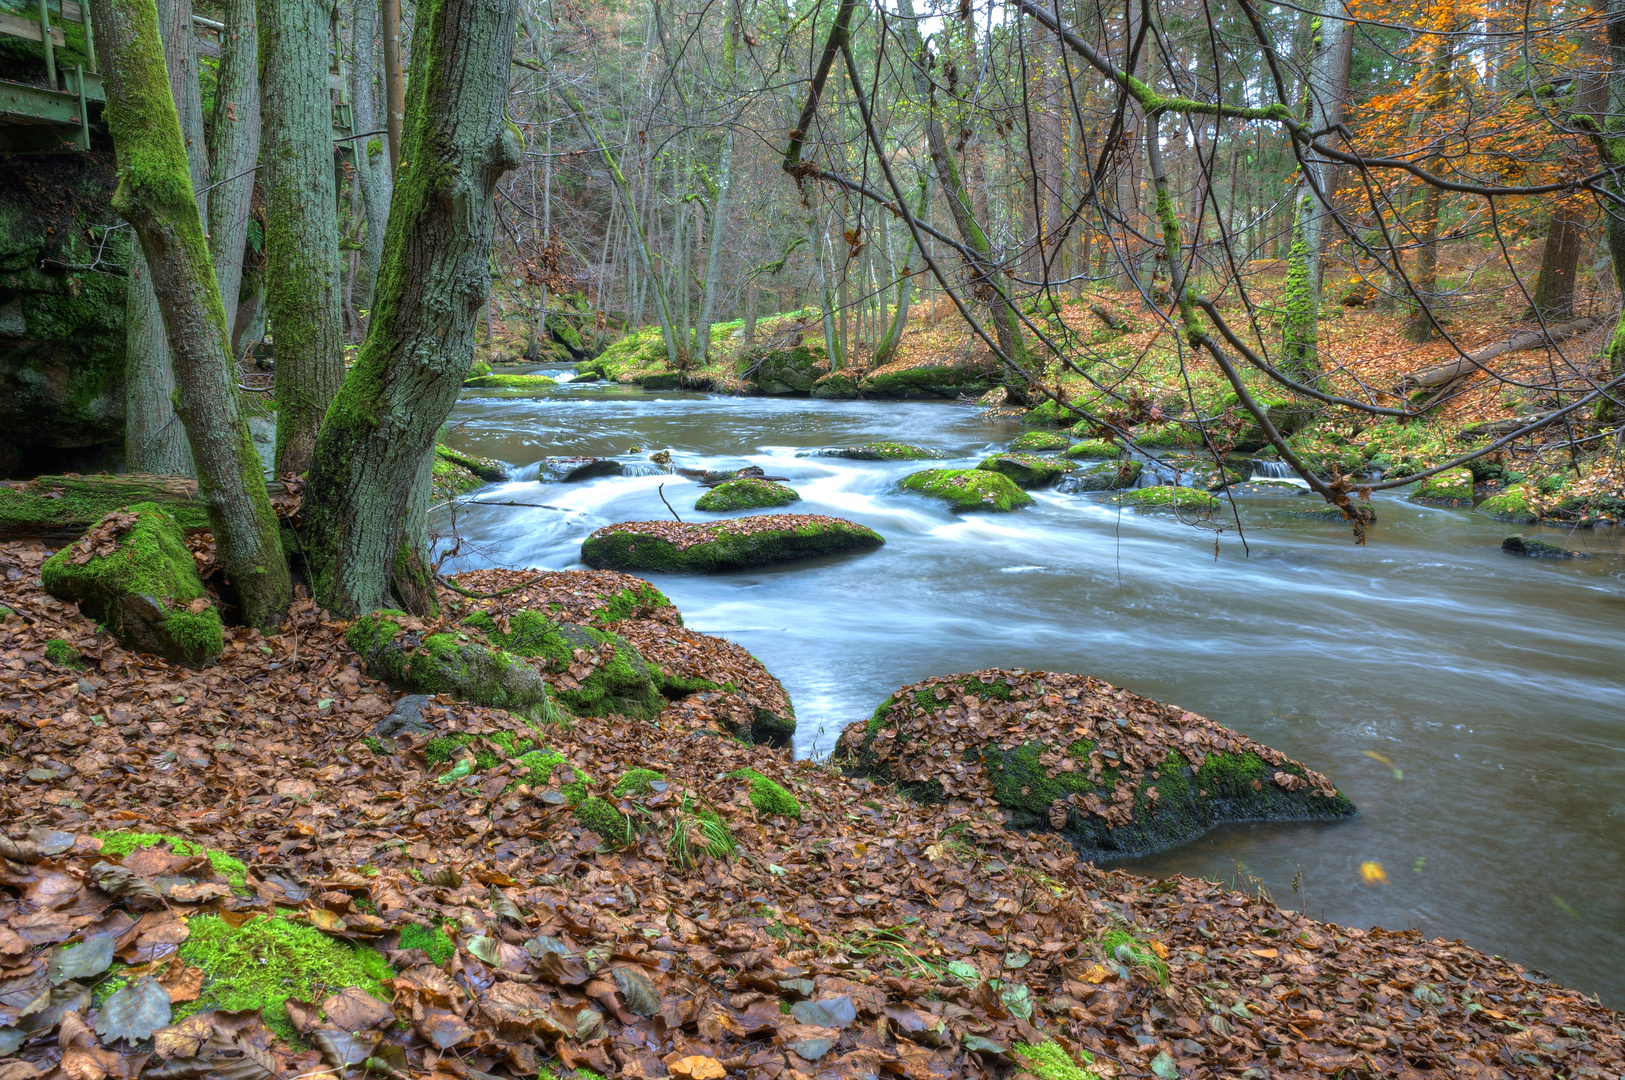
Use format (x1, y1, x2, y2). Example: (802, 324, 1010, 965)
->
(81, 1, 97, 71)
(39, 0, 56, 87)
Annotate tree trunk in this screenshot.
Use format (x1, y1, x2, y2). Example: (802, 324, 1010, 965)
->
(874, 173, 929, 366)
(1404, 27, 1456, 342)
(302, 0, 521, 617)
(380, 0, 404, 174)
(206, 0, 259, 343)
(1397, 317, 1597, 389)
(349, 0, 391, 310)
(88, 0, 292, 630)
(1531, 200, 1586, 321)
(260, 0, 345, 476)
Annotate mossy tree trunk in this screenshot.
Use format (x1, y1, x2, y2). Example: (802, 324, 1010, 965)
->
(205, 0, 259, 341)
(259, 0, 344, 476)
(1530, 198, 1586, 322)
(348, 0, 391, 311)
(302, 0, 522, 617)
(87, 0, 293, 631)
(1403, 27, 1456, 344)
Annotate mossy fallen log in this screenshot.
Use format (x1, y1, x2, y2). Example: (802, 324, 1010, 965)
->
(0, 473, 292, 542)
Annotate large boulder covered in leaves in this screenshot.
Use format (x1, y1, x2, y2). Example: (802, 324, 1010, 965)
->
(836, 669, 1355, 859)
(40, 503, 223, 665)
(462, 610, 665, 720)
(580, 515, 883, 573)
(617, 621, 796, 746)
(345, 611, 554, 722)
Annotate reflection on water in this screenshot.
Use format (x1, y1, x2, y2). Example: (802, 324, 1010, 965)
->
(438, 383, 1625, 1005)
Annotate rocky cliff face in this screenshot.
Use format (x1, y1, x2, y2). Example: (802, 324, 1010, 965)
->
(0, 150, 127, 476)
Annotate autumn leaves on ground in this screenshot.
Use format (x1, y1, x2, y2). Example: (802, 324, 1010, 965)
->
(2, 539, 1622, 1080)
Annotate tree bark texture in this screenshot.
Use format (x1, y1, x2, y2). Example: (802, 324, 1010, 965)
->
(381, 0, 405, 174)
(87, 0, 292, 630)
(302, 0, 522, 617)
(1531, 199, 1587, 322)
(259, 0, 344, 476)
(206, 0, 260, 341)
(349, 0, 391, 309)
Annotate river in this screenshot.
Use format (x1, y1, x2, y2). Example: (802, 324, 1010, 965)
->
(436, 370, 1625, 1006)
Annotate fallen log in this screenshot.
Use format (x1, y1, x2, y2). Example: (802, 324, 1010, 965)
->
(1397, 317, 1596, 391)
(0, 473, 290, 543)
(1088, 303, 1123, 331)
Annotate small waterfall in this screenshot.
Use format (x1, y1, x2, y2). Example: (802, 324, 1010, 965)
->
(620, 461, 670, 478)
(1136, 460, 1195, 488)
(1251, 460, 1297, 480)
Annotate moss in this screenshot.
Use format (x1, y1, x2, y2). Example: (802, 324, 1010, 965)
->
(1009, 431, 1069, 452)
(811, 371, 862, 399)
(976, 453, 1074, 489)
(1292, 504, 1379, 524)
(463, 610, 664, 719)
(1062, 440, 1125, 460)
(1100, 929, 1170, 986)
(1411, 467, 1475, 505)
(1131, 424, 1205, 451)
(580, 516, 885, 573)
(612, 768, 667, 797)
(1014, 1040, 1100, 1080)
(432, 455, 484, 499)
(899, 469, 1033, 512)
(463, 372, 558, 390)
(861, 363, 996, 398)
(729, 768, 801, 818)
(423, 731, 535, 771)
(398, 923, 456, 965)
(573, 796, 633, 846)
(43, 638, 84, 669)
(93, 830, 248, 888)
(0, 483, 213, 537)
(590, 582, 679, 626)
(1067, 460, 1143, 492)
(177, 914, 393, 1042)
(434, 445, 508, 481)
(41, 503, 222, 665)
(344, 612, 555, 722)
(1114, 485, 1220, 512)
(1022, 399, 1084, 426)
(694, 477, 801, 512)
(821, 442, 953, 461)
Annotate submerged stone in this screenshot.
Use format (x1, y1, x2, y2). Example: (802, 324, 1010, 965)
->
(581, 514, 884, 573)
(1057, 460, 1142, 493)
(542, 456, 625, 483)
(976, 452, 1075, 489)
(40, 503, 223, 665)
(694, 477, 801, 512)
(898, 468, 1033, 512)
(836, 669, 1355, 859)
(1502, 535, 1590, 559)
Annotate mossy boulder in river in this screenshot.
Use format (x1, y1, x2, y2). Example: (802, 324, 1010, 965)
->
(1021, 399, 1084, 426)
(542, 456, 625, 483)
(1058, 459, 1142, 492)
(41, 503, 223, 665)
(818, 442, 952, 461)
(463, 372, 558, 391)
(462, 610, 665, 719)
(1063, 439, 1126, 460)
(434, 445, 508, 482)
(1478, 486, 1539, 523)
(836, 669, 1355, 859)
(581, 514, 884, 573)
(1009, 430, 1069, 452)
(345, 611, 554, 722)
(1410, 467, 1474, 506)
(1115, 485, 1220, 512)
(976, 452, 1074, 489)
(1132, 423, 1205, 451)
(694, 477, 800, 512)
(1503, 535, 1589, 559)
(899, 468, 1032, 512)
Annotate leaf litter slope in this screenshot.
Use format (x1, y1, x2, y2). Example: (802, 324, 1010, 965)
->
(0, 544, 1619, 1079)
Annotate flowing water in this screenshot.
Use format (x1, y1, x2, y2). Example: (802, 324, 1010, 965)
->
(437, 370, 1625, 1005)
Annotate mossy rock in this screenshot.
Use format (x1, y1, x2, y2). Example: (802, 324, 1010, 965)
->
(434, 445, 508, 482)
(463, 372, 558, 390)
(1131, 424, 1205, 451)
(431, 455, 482, 499)
(398, 924, 456, 965)
(581, 515, 884, 573)
(860, 362, 996, 399)
(1062, 439, 1125, 460)
(1008, 431, 1069, 452)
(1218, 392, 1316, 447)
(1060, 460, 1142, 492)
(1290, 504, 1379, 524)
(176, 914, 393, 1042)
(1411, 467, 1474, 506)
(836, 669, 1355, 859)
(542, 456, 624, 483)
(41, 503, 223, 665)
(617, 621, 796, 746)
(1022, 399, 1084, 426)
(811, 371, 862, 399)
(748, 344, 821, 394)
(818, 442, 952, 461)
(1478, 487, 1539, 522)
(1502, 535, 1590, 559)
(462, 610, 664, 720)
(899, 469, 1033, 512)
(976, 453, 1074, 489)
(467, 360, 493, 379)
(1114, 485, 1220, 512)
(729, 768, 801, 818)
(694, 477, 801, 512)
(345, 611, 554, 722)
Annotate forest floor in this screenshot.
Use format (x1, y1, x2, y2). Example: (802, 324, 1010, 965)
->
(2, 547, 1622, 1080)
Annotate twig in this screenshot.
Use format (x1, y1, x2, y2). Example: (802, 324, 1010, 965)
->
(658, 484, 683, 522)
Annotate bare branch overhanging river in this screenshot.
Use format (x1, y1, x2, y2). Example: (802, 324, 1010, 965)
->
(434, 371, 1625, 1006)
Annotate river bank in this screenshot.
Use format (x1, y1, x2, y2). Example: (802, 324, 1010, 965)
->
(1, 552, 1620, 1079)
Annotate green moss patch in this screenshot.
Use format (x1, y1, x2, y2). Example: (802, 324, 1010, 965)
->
(1008, 431, 1069, 452)
(1411, 467, 1475, 506)
(1062, 439, 1125, 460)
(434, 445, 508, 482)
(1022, 399, 1084, 426)
(729, 768, 801, 819)
(819, 442, 953, 461)
(398, 923, 456, 965)
(899, 469, 1033, 512)
(1114, 485, 1220, 512)
(463, 372, 558, 390)
(345, 612, 555, 722)
(93, 830, 248, 888)
(1014, 1040, 1101, 1080)
(976, 453, 1075, 489)
(694, 477, 801, 512)
(1131, 424, 1205, 451)
(43, 638, 84, 669)
(177, 914, 393, 1042)
(580, 515, 884, 573)
(1478, 487, 1540, 523)
(462, 610, 664, 719)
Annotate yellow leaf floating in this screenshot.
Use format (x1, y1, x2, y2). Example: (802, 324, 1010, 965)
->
(1360, 861, 1388, 885)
